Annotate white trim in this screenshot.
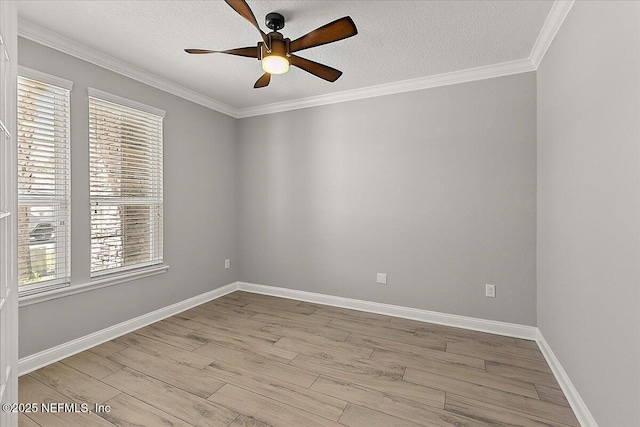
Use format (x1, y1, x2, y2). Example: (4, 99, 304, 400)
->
(17, 280, 541, 376)
(18, 19, 239, 118)
(19, 264, 170, 307)
(236, 59, 535, 118)
(18, 281, 238, 376)
(237, 282, 537, 340)
(18, 65, 73, 90)
(17, 0, 574, 120)
(530, 1, 575, 69)
(237, 0, 576, 120)
(88, 87, 166, 118)
(536, 329, 599, 427)
(16, 2, 573, 119)
(18, 281, 541, 376)
(18, 279, 69, 298)
(17, 280, 595, 427)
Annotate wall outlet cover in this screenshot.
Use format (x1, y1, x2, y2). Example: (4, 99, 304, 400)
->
(377, 273, 387, 285)
(486, 284, 496, 298)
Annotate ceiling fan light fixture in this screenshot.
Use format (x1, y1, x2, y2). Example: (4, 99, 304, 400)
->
(262, 54, 289, 74)
(185, 1, 358, 88)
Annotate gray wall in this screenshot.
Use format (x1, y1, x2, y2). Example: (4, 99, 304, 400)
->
(537, 2, 640, 426)
(18, 38, 238, 358)
(237, 72, 537, 326)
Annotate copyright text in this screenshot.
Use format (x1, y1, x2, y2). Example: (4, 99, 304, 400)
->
(2, 402, 111, 414)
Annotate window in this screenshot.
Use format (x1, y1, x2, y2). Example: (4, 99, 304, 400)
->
(88, 89, 164, 277)
(17, 69, 72, 294)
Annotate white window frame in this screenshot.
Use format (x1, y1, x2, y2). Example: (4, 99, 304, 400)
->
(88, 88, 165, 280)
(17, 67, 72, 297)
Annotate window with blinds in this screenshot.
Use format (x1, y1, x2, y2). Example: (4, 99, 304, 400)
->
(17, 71, 71, 294)
(88, 89, 164, 277)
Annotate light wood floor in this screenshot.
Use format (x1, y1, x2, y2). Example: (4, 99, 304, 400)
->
(19, 291, 579, 427)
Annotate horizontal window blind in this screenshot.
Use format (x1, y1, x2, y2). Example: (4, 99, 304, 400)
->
(89, 94, 163, 276)
(17, 76, 71, 293)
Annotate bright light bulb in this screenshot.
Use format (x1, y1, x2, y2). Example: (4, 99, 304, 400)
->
(262, 55, 289, 75)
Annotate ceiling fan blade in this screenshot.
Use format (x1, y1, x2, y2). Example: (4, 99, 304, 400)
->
(185, 46, 259, 58)
(254, 73, 271, 88)
(289, 55, 343, 82)
(224, 0, 269, 47)
(221, 46, 259, 58)
(184, 49, 217, 54)
(289, 16, 357, 53)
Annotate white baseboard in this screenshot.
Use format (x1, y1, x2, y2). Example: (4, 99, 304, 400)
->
(18, 280, 595, 427)
(18, 282, 239, 376)
(237, 282, 537, 340)
(19, 280, 538, 377)
(536, 330, 599, 427)
(239, 282, 598, 425)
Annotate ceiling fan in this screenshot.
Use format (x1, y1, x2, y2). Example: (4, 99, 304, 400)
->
(185, 0, 358, 88)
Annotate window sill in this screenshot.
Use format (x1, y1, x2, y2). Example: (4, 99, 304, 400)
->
(18, 264, 169, 308)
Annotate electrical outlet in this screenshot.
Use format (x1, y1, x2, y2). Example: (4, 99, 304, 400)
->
(485, 284, 496, 298)
(377, 273, 387, 285)
(225, 259, 230, 269)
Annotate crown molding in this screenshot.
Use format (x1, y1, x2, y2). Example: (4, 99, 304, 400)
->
(17, 19, 240, 118)
(530, 0, 575, 69)
(238, 0, 574, 118)
(237, 58, 535, 118)
(18, 0, 572, 119)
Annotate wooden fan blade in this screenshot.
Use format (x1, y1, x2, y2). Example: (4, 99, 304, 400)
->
(290, 16, 357, 53)
(289, 55, 342, 82)
(184, 49, 216, 54)
(221, 46, 260, 58)
(254, 73, 271, 88)
(224, 0, 269, 47)
(185, 47, 259, 58)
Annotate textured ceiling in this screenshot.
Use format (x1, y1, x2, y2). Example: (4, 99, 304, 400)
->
(17, 1, 553, 110)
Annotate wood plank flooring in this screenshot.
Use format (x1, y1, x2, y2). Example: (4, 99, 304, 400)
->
(19, 291, 579, 427)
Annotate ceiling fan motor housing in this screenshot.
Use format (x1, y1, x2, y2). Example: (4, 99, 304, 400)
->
(260, 32, 289, 59)
(265, 12, 285, 31)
